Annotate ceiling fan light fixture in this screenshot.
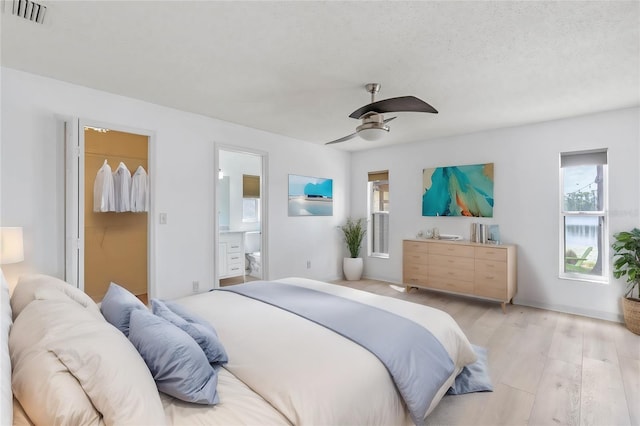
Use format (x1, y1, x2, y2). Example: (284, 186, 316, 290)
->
(356, 122, 390, 141)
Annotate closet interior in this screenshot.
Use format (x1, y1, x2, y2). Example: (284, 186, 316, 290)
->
(84, 128, 149, 302)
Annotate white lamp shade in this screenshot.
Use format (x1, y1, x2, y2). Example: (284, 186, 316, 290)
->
(0, 227, 24, 264)
(358, 128, 386, 141)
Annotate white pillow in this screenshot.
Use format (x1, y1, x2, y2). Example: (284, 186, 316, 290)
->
(10, 297, 166, 425)
(10, 274, 101, 320)
(1, 269, 13, 426)
(11, 397, 33, 426)
(10, 300, 103, 425)
(51, 329, 166, 425)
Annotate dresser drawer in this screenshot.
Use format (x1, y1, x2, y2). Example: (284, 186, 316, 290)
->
(429, 243, 474, 258)
(475, 246, 507, 262)
(429, 254, 474, 271)
(227, 242, 242, 253)
(404, 251, 429, 265)
(475, 259, 507, 300)
(403, 262, 429, 277)
(429, 276, 474, 294)
(429, 264, 474, 282)
(475, 259, 507, 277)
(227, 253, 244, 265)
(402, 265, 428, 287)
(403, 241, 429, 254)
(226, 264, 244, 276)
(474, 279, 507, 300)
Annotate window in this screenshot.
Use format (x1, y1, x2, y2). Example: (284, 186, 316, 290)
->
(242, 174, 260, 223)
(368, 171, 389, 258)
(560, 150, 608, 281)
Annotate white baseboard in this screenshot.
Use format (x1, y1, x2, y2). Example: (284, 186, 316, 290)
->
(362, 274, 624, 324)
(514, 298, 624, 323)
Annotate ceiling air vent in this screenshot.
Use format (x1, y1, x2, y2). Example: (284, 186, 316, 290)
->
(11, 0, 46, 24)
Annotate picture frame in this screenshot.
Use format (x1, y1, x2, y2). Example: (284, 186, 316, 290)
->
(288, 174, 333, 216)
(422, 163, 494, 217)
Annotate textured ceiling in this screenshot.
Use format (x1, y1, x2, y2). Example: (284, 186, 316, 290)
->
(1, 1, 639, 151)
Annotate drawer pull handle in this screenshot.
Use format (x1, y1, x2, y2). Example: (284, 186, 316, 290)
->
(485, 275, 494, 279)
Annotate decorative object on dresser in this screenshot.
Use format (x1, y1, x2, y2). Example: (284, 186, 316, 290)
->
(340, 217, 366, 281)
(403, 239, 516, 313)
(611, 228, 640, 335)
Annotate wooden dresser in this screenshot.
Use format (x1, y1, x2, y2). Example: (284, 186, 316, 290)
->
(403, 239, 517, 312)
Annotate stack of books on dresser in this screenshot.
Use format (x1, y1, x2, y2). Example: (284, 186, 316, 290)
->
(470, 223, 500, 244)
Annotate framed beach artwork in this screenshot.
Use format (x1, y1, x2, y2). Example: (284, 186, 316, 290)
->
(422, 163, 494, 217)
(288, 174, 333, 216)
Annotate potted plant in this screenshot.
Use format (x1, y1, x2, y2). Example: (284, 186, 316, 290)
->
(612, 228, 640, 335)
(340, 217, 366, 281)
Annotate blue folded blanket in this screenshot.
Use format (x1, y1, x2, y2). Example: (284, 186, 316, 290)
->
(447, 344, 493, 395)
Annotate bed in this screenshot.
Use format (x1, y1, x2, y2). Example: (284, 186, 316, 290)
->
(2, 272, 477, 426)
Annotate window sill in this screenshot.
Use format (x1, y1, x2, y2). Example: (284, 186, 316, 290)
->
(369, 253, 389, 260)
(559, 274, 609, 285)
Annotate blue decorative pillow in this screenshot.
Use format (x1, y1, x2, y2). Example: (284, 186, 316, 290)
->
(152, 299, 228, 365)
(100, 282, 146, 337)
(128, 309, 219, 405)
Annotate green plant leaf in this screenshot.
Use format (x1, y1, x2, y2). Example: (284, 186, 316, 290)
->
(340, 217, 366, 258)
(612, 228, 640, 299)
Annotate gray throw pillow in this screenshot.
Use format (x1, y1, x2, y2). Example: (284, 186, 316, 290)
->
(128, 309, 219, 405)
(151, 299, 228, 365)
(100, 282, 146, 337)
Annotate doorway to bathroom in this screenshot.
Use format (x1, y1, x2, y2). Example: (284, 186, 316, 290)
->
(216, 147, 266, 286)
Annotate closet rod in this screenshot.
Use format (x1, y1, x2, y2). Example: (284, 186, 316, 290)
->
(85, 152, 149, 163)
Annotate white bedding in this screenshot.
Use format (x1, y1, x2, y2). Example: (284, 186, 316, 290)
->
(6, 275, 475, 425)
(173, 277, 476, 425)
(160, 368, 290, 425)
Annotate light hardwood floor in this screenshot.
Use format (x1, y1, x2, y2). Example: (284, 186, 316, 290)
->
(331, 279, 640, 426)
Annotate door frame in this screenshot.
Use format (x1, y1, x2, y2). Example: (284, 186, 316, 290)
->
(214, 144, 268, 287)
(64, 117, 156, 298)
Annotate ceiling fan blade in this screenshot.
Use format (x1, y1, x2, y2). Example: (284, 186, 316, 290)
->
(325, 132, 358, 145)
(349, 96, 438, 119)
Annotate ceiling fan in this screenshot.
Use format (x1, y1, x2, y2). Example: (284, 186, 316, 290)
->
(325, 83, 438, 145)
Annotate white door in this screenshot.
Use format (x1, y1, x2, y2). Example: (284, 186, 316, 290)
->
(64, 118, 84, 289)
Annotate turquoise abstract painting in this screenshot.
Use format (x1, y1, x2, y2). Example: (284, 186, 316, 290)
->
(288, 174, 333, 216)
(422, 163, 494, 217)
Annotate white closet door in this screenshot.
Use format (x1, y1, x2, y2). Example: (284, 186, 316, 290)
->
(64, 118, 85, 289)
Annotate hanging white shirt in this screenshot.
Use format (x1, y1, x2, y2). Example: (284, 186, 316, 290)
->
(113, 162, 132, 212)
(130, 166, 149, 213)
(93, 160, 115, 212)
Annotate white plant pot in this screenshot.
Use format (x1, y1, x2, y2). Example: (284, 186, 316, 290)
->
(343, 257, 364, 281)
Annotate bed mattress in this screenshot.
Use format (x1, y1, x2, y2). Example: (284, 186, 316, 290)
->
(169, 277, 476, 425)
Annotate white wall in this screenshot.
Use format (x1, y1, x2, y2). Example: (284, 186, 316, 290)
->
(3, 67, 637, 321)
(351, 107, 640, 322)
(0, 68, 350, 299)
